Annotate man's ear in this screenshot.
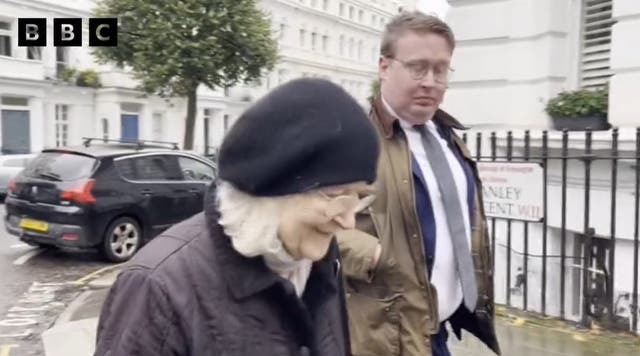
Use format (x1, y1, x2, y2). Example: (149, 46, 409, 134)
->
(379, 56, 389, 81)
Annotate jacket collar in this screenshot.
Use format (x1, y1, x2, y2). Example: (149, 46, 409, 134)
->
(371, 95, 467, 140)
(203, 183, 339, 301)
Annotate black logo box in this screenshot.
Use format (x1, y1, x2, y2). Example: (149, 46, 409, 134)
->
(18, 18, 118, 47)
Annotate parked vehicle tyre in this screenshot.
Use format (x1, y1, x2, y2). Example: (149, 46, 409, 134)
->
(102, 217, 141, 263)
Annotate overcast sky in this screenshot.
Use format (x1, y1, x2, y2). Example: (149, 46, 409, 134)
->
(417, 0, 450, 18)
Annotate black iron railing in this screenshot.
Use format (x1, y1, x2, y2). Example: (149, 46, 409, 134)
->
(462, 128, 640, 334)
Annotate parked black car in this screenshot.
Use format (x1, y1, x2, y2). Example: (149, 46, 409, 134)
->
(4, 138, 216, 262)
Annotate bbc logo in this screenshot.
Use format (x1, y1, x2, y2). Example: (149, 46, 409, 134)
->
(18, 18, 118, 47)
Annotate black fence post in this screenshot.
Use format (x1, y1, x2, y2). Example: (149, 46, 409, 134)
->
(540, 130, 549, 315)
(476, 132, 482, 162)
(633, 128, 640, 333)
(491, 132, 497, 269)
(506, 131, 513, 307)
(560, 129, 568, 318)
(580, 129, 593, 328)
(608, 128, 618, 325)
(542, 131, 549, 315)
(581, 226, 594, 328)
(523, 130, 530, 311)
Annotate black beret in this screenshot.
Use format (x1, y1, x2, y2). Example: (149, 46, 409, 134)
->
(218, 78, 380, 197)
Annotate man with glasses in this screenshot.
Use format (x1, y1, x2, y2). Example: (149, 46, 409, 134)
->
(337, 11, 500, 356)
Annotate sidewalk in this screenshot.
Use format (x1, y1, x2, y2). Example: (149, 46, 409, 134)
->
(42, 267, 640, 356)
(42, 268, 120, 356)
(450, 309, 640, 356)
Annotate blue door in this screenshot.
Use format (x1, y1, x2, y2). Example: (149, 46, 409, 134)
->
(121, 114, 139, 142)
(1, 110, 31, 154)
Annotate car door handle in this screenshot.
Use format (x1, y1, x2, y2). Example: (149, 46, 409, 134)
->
(188, 188, 200, 193)
(140, 189, 153, 196)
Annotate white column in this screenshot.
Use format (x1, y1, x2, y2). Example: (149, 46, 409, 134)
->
(29, 97, 45, 152)
(609, 0, 640, 127)
(444, 0, 579, 129)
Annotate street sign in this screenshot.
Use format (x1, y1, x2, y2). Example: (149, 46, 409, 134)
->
(478, 162, 544, 222)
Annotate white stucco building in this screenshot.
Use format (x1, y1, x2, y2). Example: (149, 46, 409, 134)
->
(0, 0, 404, 154)
(444, 0, 640, 333)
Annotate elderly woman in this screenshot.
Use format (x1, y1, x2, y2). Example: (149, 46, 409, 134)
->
(94, 78, 380, 356)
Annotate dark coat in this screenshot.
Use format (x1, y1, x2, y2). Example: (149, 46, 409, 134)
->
(94, 189, 351, 356)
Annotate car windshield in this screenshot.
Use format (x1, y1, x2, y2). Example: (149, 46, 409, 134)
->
(21, 152, 98, 181)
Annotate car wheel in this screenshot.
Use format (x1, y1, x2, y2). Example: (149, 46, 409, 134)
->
(101, 217, 141, 263)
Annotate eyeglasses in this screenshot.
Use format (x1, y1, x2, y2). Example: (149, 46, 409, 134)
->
(319, 191, 376, 219)
(387, 56, 454, 83)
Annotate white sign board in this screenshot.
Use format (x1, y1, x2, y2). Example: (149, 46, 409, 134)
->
(477, 162, 544, 222)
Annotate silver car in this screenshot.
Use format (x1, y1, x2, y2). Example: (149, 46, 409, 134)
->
(0, 154, 37, 199)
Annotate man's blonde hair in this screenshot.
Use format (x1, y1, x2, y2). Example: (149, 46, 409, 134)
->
(380, 11, 455, 57)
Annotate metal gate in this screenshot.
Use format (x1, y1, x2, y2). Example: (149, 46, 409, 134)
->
(462, 128, 640, 334)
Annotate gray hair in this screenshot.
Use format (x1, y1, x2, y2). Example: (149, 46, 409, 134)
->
(216, 180, 284, 258)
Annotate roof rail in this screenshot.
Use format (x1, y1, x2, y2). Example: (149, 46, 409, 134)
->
(81, 137, 180, 150)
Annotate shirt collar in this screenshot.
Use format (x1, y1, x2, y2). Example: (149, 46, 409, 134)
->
(371, 95, 467, 140)
(381, 96, 438, 133)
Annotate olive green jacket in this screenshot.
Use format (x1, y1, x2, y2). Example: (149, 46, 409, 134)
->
(337, 97, 500, 356)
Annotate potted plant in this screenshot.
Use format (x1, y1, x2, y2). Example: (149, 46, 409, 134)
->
(76, 69, 102, 88)
(545, 87, 610, 131)
(59, 68, 77, 83)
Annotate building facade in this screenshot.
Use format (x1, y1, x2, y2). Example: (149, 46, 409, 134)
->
(0, 0, 403, 154)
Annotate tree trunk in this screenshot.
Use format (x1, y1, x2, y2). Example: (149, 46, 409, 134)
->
(183, 86, 198, 150)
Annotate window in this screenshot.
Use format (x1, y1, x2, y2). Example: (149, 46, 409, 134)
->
(223, 114, 230, 133)
(339, 3, 344, 16)
(580, 0, 614, 89)
(311, 0, 317, 7)
(358, 40, 363, 60)
(114, 158, 136, 180)
(339, 35, 345, 56)
(152, 112, 164, 141)
(371, 46, 378, 63)
(1, 97, 28, 106)
(55, 104, 69, 147)
(371, 14, 376, 26)
(311, 32, 318, 51)
(299, 29, 306, 47)
(279, 23, 286, 41)
(322, 35, 328, 52)
(359, 10, 364, 22)
(23, 152, 98, 181)
(56, 47, 68, 78)
(0, 20, 11, 57)
(27, 47, 41, 60)
(379, 17, 384, 28)
(323, 0, 329, 11)
(178, 156, 215, 181)
(278, 69, 287, 84)
(348, 38, 354, 58)
(349, 6, 354, 20)
(123, 155, 182, 181)
(101, 118, 109, 142)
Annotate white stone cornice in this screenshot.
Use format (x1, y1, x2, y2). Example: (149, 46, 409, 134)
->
(4, 0, 93, 18)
